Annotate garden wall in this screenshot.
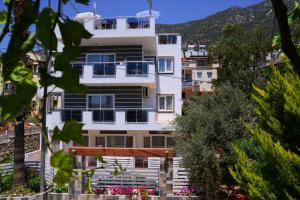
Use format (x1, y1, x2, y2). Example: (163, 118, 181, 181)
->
(0, 133, 40, 163)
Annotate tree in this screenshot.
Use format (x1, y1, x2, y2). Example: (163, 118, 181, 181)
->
(229, 2, 300, 199)
(270, 0, 300, 73)
(175, 84, 254, 199)
(0, 0, 92, 192)
(210, 24, 270, 94)
(230, 62, 300, 200)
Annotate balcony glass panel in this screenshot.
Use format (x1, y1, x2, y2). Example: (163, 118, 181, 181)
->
(92, 110, 115, 122)
(127, 17, 150, 29)
(93, 63, 116, 76)
(61, 109, 82, 122)
(126, 109, 148, 123)
(126, 62, 148, 76)
(158, 35, 177, 44)
(94, 18, 117, 30)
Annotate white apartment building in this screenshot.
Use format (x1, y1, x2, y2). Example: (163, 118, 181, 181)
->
(46, 12, 182, 168)
(182, 45, 218, 102)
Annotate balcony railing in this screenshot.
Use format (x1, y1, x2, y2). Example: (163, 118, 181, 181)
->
(91, 109, 115, 123)
(61, 109, 83, 122)
(126, 61, 148, 76)
(93, 62, 116, 77)
(127, 17, 150, 29)
(125, 109, 149, 123)
(94, 18, 117, 30)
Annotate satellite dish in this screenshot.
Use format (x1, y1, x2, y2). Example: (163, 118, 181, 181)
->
(136, 10, 160, 19)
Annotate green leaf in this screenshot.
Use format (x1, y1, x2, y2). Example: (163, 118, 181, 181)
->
(113, 167, 119, 177)
(0, 62, 37, 120)
(52, 120, 84, 145)
(272, 35, 281, 48)
(96, 155, 107, 164)
(51, 150, 73, 186)
(36, 8, 57, 50)
(0, 10, 7, 24)
(75, 0, 90, 5)
(288, 1, 300, 25)
(58, 20, 92, 46)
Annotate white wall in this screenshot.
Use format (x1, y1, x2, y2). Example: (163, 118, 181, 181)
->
(156, 35, 183, 121)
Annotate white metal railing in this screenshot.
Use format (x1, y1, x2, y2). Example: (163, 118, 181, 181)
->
(92, 168, 159, 189)
(60, 108, 84, 122)
(0, 161, 55, 184)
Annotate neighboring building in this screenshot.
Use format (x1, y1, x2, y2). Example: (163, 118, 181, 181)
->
(47, 12, 182, 168)
(182, 45, 218, 102)
(0, 51, 44, 116)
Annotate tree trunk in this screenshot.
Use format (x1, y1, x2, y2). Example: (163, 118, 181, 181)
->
(11, 111, 27, 192)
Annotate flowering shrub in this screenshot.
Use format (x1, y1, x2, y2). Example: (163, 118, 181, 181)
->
(173, 187, 198, 196)
(93, 186, 159, 197)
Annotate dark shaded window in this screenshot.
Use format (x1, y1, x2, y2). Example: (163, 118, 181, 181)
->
(152, 136, 165, 148)
(135, 157, 148, 168)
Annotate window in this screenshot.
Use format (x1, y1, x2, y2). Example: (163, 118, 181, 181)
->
(152, 136, 165, 148)
(135, 157, 148, 168)
(107, 136, 124, 147)
(158, 95, 173, 112)
(106, 136, 133, 147)
(207, 72, 213, 81)
(197, 72, 202, 80)
(144, 137, 150, 148)
(87, 54, 116, 76)
(158, 35, 177, 44)
(94, 18, 117, 30)
(158, 57, 174, 73)
(88, 95, 114, 122)
(96, 136, 106, 147)
(127, 17, 150, 29)
(143, 87, 149, 98)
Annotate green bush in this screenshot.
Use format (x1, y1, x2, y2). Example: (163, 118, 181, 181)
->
(28, 176, 40, 193)
(0, 169, 13, 193)
(53, 184, 68, 193)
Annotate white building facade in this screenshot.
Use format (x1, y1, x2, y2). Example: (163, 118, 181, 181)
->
(46, 12, 182, 168)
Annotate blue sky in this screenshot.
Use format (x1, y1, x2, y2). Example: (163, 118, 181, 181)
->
(0, 0, 263, 49)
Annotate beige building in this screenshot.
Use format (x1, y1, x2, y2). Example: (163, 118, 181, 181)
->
(182, 45, 218, 102)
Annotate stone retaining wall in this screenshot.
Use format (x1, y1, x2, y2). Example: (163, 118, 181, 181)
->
(0, 134, 40, 163)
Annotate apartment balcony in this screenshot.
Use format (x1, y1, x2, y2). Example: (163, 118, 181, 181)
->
(47, 108, 174, 131)
(77, 17, 155, 39)
(78, 61, 156, 86)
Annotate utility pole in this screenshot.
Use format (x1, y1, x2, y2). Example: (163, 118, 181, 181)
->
(40, 49, 50, 192)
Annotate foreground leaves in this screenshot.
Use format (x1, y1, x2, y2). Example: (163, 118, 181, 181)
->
(51, 150, 73, 186)
(52, 120, 84, 145)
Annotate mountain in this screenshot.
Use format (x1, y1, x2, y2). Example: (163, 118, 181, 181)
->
(156, 0, 296, 46)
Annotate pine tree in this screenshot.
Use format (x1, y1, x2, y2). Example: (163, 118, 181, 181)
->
(230, 59, 300, 200)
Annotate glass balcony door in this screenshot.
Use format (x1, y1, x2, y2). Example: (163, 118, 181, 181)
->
(87, 54, 116, 76)
(126, 62, 148, 76)
(88, 95, 115, 122)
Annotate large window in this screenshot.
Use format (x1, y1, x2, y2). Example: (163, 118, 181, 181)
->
(95, 136, 106, 147)
(87, 54, 116, 76)
(88, 95, 114, 122)
(207, 72, 213, 82)
(158, 95, 173, 112)
(152, 136, 165, 148)
(197, 72, 202, 80)
(158, 57, 174, 73)
(106, 136, 133, 147)
(158, 35, 177, 44)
